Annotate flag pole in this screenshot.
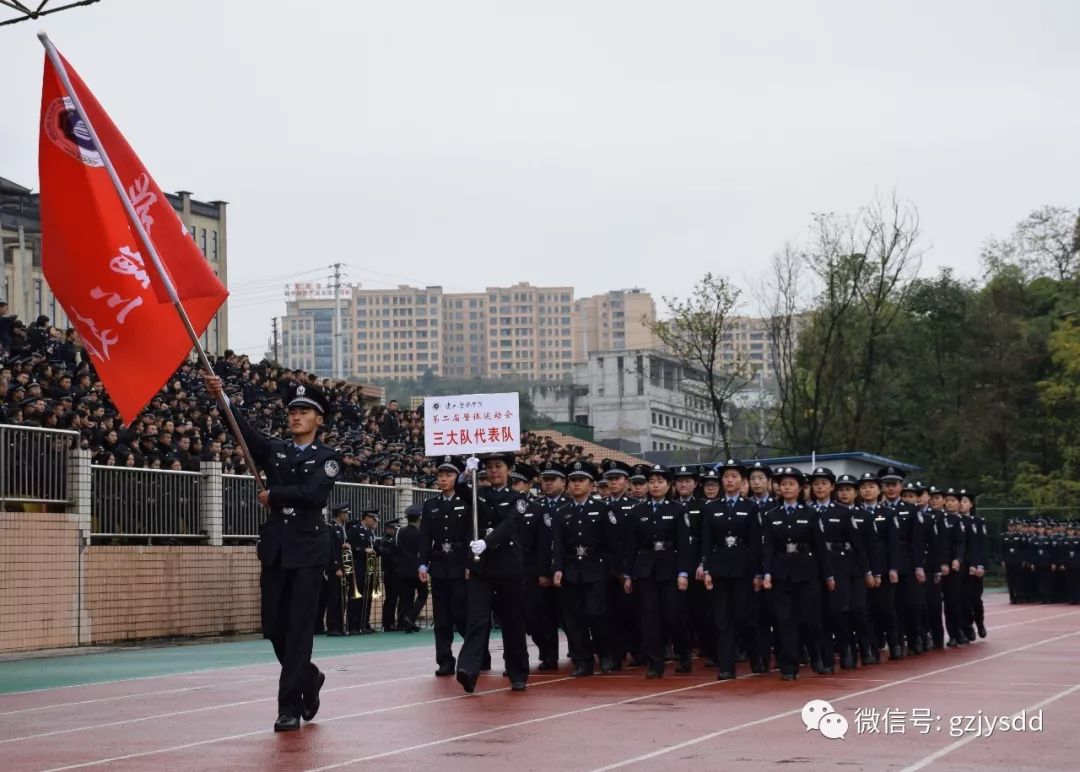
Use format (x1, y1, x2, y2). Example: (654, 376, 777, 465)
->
(37, 31, 265, 491)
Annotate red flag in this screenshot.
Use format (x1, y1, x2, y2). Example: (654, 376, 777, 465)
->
(38, 47, 228, 424)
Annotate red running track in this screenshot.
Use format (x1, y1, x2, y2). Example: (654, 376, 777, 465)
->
(1, 593, 1078, 771)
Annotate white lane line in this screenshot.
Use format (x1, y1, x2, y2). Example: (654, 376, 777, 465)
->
(0, 640, 444, 697)
(42, 676, 577, 771)
(305, 674, 760, 771)
(0, 672, 432, 744)
(900, 681, 1080, 771)
(0, 652, 437, 716)
(586, 627, 1080, 771)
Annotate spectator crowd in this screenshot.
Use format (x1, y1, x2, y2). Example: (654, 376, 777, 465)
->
(0, 312, 608, 486)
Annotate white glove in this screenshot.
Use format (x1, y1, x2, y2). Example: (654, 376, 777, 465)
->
(470, 539, 487, 556)
(465, 457, 480, 472)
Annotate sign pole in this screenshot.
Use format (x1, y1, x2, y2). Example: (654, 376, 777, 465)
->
(471, 454, 480, 563)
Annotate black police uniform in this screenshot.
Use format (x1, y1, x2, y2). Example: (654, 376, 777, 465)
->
(964, 508, 988, 638)
(347, 518, 376, 632)
(552, 461, 622, 675)
(762, 484, 831, 680)
(325, 507, 353, 636)
(861, 499, 901, 657)
(921, 501, 948, 649)
(626, 471, 692, 677)
(942, 503, 970, 644)
(231, 384, 339, 726)
(394, 515, 423, 630)
(455, 457, 530, 689)
(672, 465, 715, 669)
(602, 459, 642, 670)
(701, 492, 762, 677)
(516, 465, 559, 669)
(749, 487, 777, 670)
(418, 460, 472, 674)
(1002, 526, 1026, 603)
(813, 497, 870, 671)
(1062, 530, 1080, 604)
(881, 495, 927, 656)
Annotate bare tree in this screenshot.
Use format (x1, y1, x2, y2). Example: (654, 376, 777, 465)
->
(759, 193, 923, 452)
(646, 273, 751, 459)
(982, 205, 1080, 282)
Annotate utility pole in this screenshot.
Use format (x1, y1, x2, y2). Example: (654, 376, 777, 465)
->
(332, 262, 343, 380)
(271, 317, 279, 363)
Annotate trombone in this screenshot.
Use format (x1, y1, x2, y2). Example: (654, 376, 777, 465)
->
(340, 542, 362, 633)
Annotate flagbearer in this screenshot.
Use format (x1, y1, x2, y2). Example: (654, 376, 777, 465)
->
(205, 375, 338, 732)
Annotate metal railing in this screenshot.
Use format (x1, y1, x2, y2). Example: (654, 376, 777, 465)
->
(0, 425, 78, 507)
(91, 466, 202, 540)
(336, 482, 399, 521)
(222, 473, 262, 539)
(408, 486, 439, 508)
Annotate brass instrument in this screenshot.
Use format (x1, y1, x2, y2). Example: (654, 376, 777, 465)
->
(366, 549, 383, 600)
(342, 543, 362, 600)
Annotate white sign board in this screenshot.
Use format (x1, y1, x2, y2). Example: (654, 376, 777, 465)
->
(423, 392, 521, 456)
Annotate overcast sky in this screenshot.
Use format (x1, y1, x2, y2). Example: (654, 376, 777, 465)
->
(2, 0, 1077, 354)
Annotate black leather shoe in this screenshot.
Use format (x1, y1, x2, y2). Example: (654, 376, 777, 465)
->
(537, 660, 558, 671)
(326, 631, 344, 637)
(456, 669, 477, 694)
(629, 655, 646, 667)
(435, 663, 455, 677)
(600, 656, 615, 674)
(780, 672, 795, 682)
(888, 644, 904, 660)
(645, 669, 663, 679)
(675, 657, 692, 674)
(510, 681, 527, 692)
(947, 638, 959, 648)
(810, 655, 826, 674)
(704, 658, 718, 668)
(480, 658, 492, 671)
(716, 671, 735, 681)
(839, 648, 855, 670)
(274, 714, 301, 732)
(570, 664, 593, 677)
(750, 660, 767, 674)
(301, 670, 325, 721)
(977, 622, 987, 639)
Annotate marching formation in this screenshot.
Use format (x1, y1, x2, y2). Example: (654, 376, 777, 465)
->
(416, 455, 992, 690)
(1001, 518, 1080, 605)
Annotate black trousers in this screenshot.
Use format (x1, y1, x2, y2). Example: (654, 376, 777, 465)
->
(688, 579, 716, 660)
(1004, 563, 1023, 601)
(325, 572, 347, 634)
(560, 579, 610, 666)
(636, 576, 686, 672)
(771, 578, 822, 676)
(924, 576, 944, 647)
(1036, 567, 1054, 603)
(608, 575, 641, 663)
(943, 569, 967, 639)
(824, 572, 868, 659)
(753, 589, 775, 667)
(896, 571, 926, 647)
(261, 564, 324, 717)
(380, 573, 400, 630)
(1067, 567, 1080, 604)
(709, 576, 755, 673)
(458, 572, 529, 681)
(412, 581, 430, 623)
(523, 575, 560, 664)
(867, 581, 897, 647)
(967, 574, 984, 631)
(396, 576, 421, 624)
(431, 576, 467, 668)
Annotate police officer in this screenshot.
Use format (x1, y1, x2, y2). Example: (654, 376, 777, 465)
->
(602, 459, 642, 670)
(960, 490, 987, 639)
(922, 485, 949, 650)
(353, 510, 381, 633)
(671, 464, 714, 669)
(418, 456, 472, 676)
(538, 461, 572, 666)
(762, 467, 834, 681)
(1002, 519, 1026, 604)
(455, 452, 530, 693)
(701, 459, 762, 679)
(394, 506, 423, 632)
(205, 375, 338, 732)
(510, 462, 559, 669)
(1062, 523, 1080, 605)
(880, 468, 927, 657)
(745, 460, 776, 670)
(552, 460, 621, 676)
(810, 468, 871, 672)
(942, 488, 970, 645)
(629, 464, 649, 501)
(834, 474, 877, 665)
(626, 464, 692, 678)
(857, 471, 901, 661)
(325, 502, 353, 636)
